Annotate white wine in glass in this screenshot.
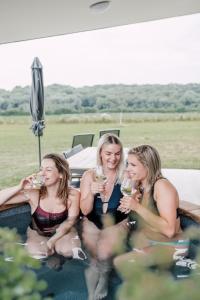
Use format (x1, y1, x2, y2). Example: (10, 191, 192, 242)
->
(119, 177, 137, 215)
(32, 174, 45, 189)
(95, 166, 107, 182)
(95, 166, 108, 213)
(120, 177, 134, 196)
(120, 177, 138, 227)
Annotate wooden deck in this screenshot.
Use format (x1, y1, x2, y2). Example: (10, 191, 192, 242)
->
(0, 202, 26, 212)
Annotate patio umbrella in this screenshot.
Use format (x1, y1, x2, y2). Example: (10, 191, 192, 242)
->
(30, 57, 45, 168)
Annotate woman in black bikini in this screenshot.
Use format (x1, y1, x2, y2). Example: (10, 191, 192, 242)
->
(80, 134, 128, 300)
(0, 153, 84, 260)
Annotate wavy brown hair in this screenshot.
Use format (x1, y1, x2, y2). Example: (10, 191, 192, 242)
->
(40, 153, 70, 204)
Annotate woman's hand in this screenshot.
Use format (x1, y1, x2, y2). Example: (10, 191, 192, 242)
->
(46, 239, 55, 256)
(90, 181, 106, 195)
(19, 176, 33, 190)
(20, 173, 42, 190)
(118, 196, 138, 213)
(118, 191, 141, 213)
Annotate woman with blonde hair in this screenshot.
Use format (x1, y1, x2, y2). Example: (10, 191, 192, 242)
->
(80, 133, 128, 300)
(114, 145, 189, 269)
(0, 153, 85, 260)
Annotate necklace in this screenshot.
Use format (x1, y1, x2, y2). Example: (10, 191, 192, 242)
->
(101, 174, 117, 214)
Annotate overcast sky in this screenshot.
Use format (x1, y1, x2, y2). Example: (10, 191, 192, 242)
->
(0, 13, 200, 90)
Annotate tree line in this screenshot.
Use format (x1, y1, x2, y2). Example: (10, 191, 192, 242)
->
(0, 83, 199, 115)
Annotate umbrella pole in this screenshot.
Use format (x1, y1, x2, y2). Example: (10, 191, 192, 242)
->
(38, 135, 41, 168)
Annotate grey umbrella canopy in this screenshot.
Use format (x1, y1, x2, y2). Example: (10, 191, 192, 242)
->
(30, 57, 45, 167)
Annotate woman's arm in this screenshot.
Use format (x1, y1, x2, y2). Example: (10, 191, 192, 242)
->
(47, 188, 80, 249)
(80, 169, 103, 215)
(120, 180, 179, 238)
(151, 179, 179, 237)
(0, 177, 33, 206)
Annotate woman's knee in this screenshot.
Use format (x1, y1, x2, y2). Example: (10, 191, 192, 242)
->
(82, 225, 100, 246)
(113, 255, 122, 269)
(26, 242, 45, 257)
(55, 243, 72, 257)
(113, 253, 133, 272)
(97, 241, 112, 261)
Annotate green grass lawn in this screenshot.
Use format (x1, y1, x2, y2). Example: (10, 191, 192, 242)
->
(0, 114, 200, 188)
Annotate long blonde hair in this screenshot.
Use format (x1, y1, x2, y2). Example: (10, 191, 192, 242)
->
(128, 145, 163, 191)
(40, 153, 70, 204)
(96, 133, 124, 181)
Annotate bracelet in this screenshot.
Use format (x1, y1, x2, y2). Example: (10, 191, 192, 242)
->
(126, 220, 136, 228)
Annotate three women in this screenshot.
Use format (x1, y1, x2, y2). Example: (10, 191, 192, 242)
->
(0, 138, 186, 299)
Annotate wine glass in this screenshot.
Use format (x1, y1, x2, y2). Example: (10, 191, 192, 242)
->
(31, 174, 45, 189)
(95, 166, 108, 213)
(119, 177, 136, 215)
(120, 177, 134, 197)
(95, 166, 107, 183)
(120, 177, 137, 227)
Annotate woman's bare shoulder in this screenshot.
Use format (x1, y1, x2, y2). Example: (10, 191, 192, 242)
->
(68, 187, 80, 198)
(81, 169, 95, 183)
(83, 169, 95, 178)
(154, 178, 179, 205)
(27, 190, 40, 211)
(155, 178, 176, 192)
